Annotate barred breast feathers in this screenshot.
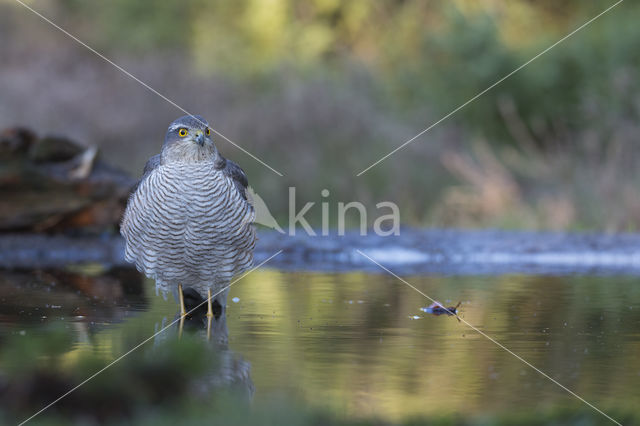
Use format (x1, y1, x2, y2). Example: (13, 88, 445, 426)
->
(121, 161, 256, 294)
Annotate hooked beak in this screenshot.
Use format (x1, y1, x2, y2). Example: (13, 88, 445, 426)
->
(195, 132, 205, 146)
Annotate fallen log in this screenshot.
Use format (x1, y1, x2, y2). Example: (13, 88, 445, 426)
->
(0, 127, 135, 233)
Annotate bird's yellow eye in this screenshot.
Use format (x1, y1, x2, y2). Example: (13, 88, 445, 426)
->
(205, 128, 211, 136)
(178, 128, 188, 137)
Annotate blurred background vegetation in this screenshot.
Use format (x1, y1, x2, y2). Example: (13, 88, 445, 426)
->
(1, 0, 639, 231)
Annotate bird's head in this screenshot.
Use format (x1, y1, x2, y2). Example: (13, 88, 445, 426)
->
(161, 115, 217, 164)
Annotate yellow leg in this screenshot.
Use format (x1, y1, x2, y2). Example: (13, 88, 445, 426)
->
(178, 315, 184, 339)
(207, 289, 214, 318)
(178, 283, 186, 317)
(207, 315, 212, 341)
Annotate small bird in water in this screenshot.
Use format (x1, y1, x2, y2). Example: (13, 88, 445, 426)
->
(121, 115, 256, 319)
(422, 301, 461, 320)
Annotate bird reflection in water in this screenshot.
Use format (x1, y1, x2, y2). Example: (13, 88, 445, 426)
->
(178, 287, 226, 343)
(153, 288, 255, 399)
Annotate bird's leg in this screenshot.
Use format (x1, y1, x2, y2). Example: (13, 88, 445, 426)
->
(178, 283, 186, 339)
(207, 289, 214, 318)
(178, 316, 184, 339)
(206, 288, 214, 340)
(178, 283, 186, 317)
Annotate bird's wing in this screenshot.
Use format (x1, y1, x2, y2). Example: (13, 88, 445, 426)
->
(215, 155, 249, 200)
(131, 153, 161, 192)
(142, 153, 162, 178)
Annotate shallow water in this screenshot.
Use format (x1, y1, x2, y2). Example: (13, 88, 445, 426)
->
(1, 267, 640, 422)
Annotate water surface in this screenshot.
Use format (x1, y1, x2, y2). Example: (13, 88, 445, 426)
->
(1, 268, 639, 422)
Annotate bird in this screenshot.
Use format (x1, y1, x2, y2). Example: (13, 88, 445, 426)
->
(121, 115, 256, 319)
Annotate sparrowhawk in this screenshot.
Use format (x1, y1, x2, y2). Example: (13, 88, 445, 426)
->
(121, 115, 256, 317)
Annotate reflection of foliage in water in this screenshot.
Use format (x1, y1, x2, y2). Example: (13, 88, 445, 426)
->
(0, 326, 637, 425)
(1, 325, 184, 420)
(229, 271, 640, 421)
(1, 270, 640, 424)
(0, 323, 251, 424)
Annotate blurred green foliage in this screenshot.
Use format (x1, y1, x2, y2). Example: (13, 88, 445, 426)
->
(0, 324, 215, 424)
(424, 5, 640, 146)
(4, 0, 640, 230)
(61, 0, 640, 143)
(58, 0, 640, 155)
